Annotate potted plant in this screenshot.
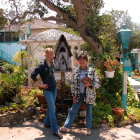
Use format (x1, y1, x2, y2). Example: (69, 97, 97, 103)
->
(104, 59, 120, 78)
(35, 94, 47, 105)
(112, 107, 124, 117)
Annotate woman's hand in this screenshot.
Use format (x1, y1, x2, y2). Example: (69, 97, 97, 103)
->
(38, 83, 48, 89)
(73, 96, 77, 104)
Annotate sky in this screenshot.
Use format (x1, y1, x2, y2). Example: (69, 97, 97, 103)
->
(102, 0, 140, 24)
(0, 0, 140, 24)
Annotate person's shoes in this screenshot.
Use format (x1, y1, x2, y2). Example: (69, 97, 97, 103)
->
(53, 132, 63, 139)
(85, 128, 91, 135)
(59, 127, 70, 132)
(44, 124, 51, 128)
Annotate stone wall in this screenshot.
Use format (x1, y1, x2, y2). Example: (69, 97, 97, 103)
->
(0, 106, 36, 126)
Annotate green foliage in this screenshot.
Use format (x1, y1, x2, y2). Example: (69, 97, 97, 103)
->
(28, 88, 43, 96)
(0, 9, 7, 28)
(2, 63, 14, 73)
(21, 88, 43, 108)
(58, 28, 80, 36)
(93, 102, 113, 126)
(130, 31, 140, 50)
(127, 86, 139, 107)
(61, 5, 76, 18)
(85, 10, 137, 57)
(93, 66, 139, 126)
(96, 67, 122, 107)
(106, 10, 134, 30)
(107, 115, 115, 127)
(0, 72, 25, 104)
(13, 50, 28, 69)
(127, 106, 140, 122)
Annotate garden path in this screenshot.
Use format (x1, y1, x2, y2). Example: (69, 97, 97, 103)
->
(0, 120, 140, 140)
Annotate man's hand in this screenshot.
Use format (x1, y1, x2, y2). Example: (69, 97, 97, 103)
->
(73, 96, 77, 104)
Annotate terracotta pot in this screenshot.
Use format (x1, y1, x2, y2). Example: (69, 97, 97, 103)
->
(105, 71, 115, 78)
(113, 108, 124, 117)
(36, 95, 47, 105)
(80, 104, 86, 111)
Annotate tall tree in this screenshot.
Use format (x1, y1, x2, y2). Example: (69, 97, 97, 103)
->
(106, 10, 134, 31)
(1, 0, 104, 54)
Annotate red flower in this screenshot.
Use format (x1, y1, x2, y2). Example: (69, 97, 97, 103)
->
(104, 59, 120, 71)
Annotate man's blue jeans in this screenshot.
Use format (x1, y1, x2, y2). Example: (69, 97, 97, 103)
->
(43, 88, 58, 132)
(64, 93, 93, 128)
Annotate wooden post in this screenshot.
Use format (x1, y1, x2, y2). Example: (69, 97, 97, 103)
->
(60, 72, 65, 104)
(27, 44, 32, 87)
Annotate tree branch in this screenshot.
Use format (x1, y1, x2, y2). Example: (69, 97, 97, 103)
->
(71, 0, 87, 27)
(42, 16, 64, 23)
(42, 16, 76, 29)
(39, 0, 77, 28)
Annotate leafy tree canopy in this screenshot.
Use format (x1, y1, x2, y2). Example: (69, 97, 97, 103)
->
(1, 0, 140, 60)
(0, 9, 7, 28)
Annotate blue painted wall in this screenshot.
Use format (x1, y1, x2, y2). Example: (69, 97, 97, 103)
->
(0, 42, 26, 64)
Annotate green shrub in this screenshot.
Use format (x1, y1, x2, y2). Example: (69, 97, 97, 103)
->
(127, 86, 139, 107)
(96, 66, 138, 108)
(2, 63, 14, 73)
(107, 115, 115, 127)
(93, 102, 113, 126)
(0, 72, 25, 104)
(93, 66, 140, 126)
(126, 106, 140, 122)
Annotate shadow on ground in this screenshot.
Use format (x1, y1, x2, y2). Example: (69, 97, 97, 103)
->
(1, 120, 140, 140)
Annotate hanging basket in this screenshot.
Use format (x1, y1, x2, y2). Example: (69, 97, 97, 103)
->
(105, 71, 115, 78)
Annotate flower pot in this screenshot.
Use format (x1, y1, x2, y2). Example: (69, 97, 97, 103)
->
(35, 95, 47, 105)
(113, 108, 124, 117)
(105, 71, 115, 78)
(80, 104, 86, 111)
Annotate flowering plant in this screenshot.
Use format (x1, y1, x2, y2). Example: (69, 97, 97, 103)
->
(73, 59, 79, 67)
(82, 77, 92, 84)
(104, 59, 120, 71)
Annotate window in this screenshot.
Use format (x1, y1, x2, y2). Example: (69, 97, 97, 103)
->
(5, 32, 11, 42)
(0, 32, 4, 42)
(0, 32, 19, 42)
(12, 32, 19, 42)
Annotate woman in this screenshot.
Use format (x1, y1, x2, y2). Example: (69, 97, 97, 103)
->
(59, 54, 100, 135)
(31, 48, 63, 139)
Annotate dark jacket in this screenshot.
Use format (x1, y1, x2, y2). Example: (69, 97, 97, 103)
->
(31, 60, 56, 91)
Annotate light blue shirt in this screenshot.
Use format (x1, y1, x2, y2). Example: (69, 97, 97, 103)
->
(79, 70, 87, 93)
